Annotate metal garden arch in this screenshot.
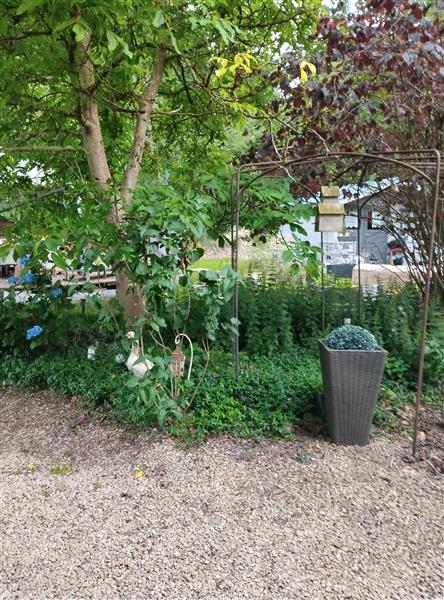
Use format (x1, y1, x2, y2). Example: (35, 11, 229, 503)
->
(231, 149, 442, 456)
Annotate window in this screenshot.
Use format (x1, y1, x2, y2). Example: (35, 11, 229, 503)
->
(367, 210, 383, 230)
(344, 214, 358, 229)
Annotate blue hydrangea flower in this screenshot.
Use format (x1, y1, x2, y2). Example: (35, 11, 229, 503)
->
(19, 256, 31, 266)
(50, 287, 63, 298)
(7, 275, 18, 285)
(20, 272, 36, 285)
(26, 325, 43, 341)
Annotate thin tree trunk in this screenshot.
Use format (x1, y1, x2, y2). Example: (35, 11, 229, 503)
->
(117, 44, 167, 321)
(121, 44, 166, 202)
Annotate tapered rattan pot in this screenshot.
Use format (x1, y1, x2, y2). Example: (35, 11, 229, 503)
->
(319, 341, 387, 446)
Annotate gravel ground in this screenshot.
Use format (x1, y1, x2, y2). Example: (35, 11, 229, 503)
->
(0, 389, 443, 600)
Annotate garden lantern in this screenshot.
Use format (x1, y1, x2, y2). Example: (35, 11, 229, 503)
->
(170, 344, 185, 377)
(169, 333, 194, 380)
(316, 185, 345, 232)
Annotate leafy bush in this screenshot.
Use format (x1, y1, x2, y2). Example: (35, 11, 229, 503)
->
(324, 325, 379, 350)
(0, 288, 121, 355)
(424, 326, 444, 387)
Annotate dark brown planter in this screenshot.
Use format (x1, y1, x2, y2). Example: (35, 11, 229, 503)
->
(319, 341, 388, 446)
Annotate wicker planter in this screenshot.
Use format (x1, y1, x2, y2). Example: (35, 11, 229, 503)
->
(319, 341, 387, 446)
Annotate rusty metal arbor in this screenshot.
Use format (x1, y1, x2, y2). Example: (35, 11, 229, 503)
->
(231, 149, 441, 456)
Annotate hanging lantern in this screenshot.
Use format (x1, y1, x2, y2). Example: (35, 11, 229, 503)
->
(170, 344, 185, 377)
(169, 334, 194, 380)
(316, 185, 345, 232)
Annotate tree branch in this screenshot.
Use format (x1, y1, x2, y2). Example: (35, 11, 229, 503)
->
(121, 44, 167, 203)
(0, 145, 84, 153)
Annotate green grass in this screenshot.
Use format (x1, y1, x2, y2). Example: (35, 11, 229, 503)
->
(191, 258, 231, 270)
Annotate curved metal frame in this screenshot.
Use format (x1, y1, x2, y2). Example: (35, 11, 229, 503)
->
(232, 149, 441, 456)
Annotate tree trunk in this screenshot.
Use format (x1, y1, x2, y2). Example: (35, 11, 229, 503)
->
(77, 34, 113, 196)
(76, 35, 166, 324)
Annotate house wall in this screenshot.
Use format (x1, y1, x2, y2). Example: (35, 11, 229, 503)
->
(281, 204, 389, 267)
(338, 224, 388, 264)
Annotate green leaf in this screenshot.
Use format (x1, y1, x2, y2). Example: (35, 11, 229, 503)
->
(153, 10, 164, 27)
(16, 0, 45, 15)
(153, 356, 165, 368)
(0, 244, 11, 258)
(199, 270, 219, 282)
(52, 19, 76, 33)
(282, 249, 294, 263)
(157, 408, 167, 429)
(169, 31, 181, 55)
(45, 238, 60, 252)
(106, 30, 118, 52)
(126, 377, 140, 389)
(72, 22, 89, 42)
(212, 18, 230, 44)
(51, 254, 68, 270)
(135, 262, 149, 275)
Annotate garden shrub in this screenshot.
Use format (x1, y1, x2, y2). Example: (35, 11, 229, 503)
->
(324, 325, 378, 350)
(0, 289, 121, 356)
(1, 264, 441, 439)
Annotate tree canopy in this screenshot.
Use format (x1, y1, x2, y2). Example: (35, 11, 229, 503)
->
(0, 0, 321, 318)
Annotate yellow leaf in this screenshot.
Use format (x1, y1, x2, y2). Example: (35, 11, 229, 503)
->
(300, 60, 316, 84)
(135, 470, 144, 479)
(26, 463, 37, 470)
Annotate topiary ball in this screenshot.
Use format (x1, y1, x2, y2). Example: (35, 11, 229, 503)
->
(324, 325, 378, 350)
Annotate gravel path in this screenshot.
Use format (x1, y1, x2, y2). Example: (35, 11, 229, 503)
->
(1, 389, 443, 600)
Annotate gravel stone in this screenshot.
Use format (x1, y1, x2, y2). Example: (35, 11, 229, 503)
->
(0, 389, 443, 600)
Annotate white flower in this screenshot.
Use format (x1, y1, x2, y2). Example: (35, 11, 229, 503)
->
(126, 331, 135, 339)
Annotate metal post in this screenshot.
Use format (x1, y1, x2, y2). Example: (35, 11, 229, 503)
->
(357, 196, 362, 324)
(321, 232, 325, 332)
(412, 150, 441, 456)
(231, 169, 241, 379)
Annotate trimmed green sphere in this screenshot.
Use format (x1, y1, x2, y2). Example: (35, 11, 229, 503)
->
(324, 325, 378, 350)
